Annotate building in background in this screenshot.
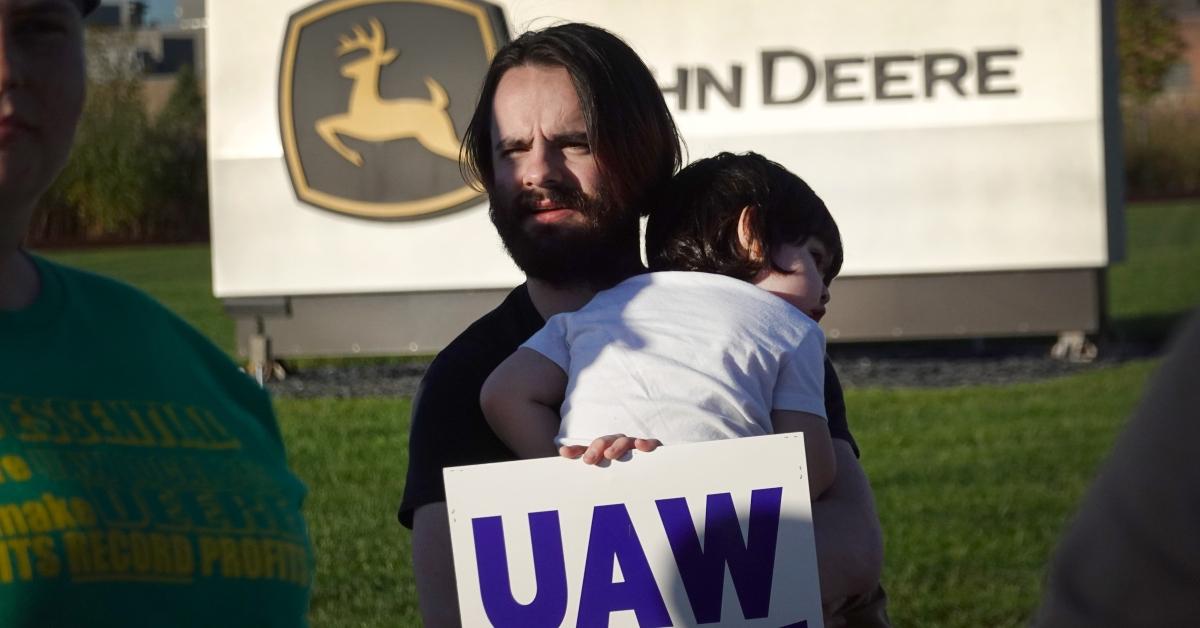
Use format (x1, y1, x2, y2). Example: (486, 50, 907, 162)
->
(85, 0, 146, 28)
(177, 0, 206, 30)
(85, 1, 207, 115)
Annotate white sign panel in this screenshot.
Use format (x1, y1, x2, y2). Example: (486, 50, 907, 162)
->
(444, 435, 823, 628)
(209, 0, 1110, 297)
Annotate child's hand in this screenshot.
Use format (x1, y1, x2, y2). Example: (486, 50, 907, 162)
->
(559, 434, 662, 464)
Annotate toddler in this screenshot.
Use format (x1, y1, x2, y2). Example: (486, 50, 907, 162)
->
(481, 152, 844, 496)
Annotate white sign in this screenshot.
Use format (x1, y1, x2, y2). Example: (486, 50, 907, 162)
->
(444, 434, 823, 627)
(208, 0, 1111, 297)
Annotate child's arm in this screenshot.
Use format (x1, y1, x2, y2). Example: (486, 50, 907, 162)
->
(771, 410, 837, 498)
(480, 348, 567, 458)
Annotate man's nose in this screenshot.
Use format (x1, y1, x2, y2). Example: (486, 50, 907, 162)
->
(521, 143, 562, 189)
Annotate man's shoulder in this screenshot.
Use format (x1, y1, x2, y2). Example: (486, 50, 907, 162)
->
(429, 284, 541, 375)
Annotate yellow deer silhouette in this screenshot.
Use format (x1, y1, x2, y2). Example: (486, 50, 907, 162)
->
(315, 18, 460, 166)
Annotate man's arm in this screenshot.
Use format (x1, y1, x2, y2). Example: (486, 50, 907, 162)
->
(402, 353, 504, 628)
(813, 438, 885, 602)
(412, 502, 461, 628)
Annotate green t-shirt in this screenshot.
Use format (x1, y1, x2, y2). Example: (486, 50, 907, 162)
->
(0, 256, 313, 627)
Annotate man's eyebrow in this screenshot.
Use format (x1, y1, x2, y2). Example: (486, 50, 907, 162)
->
(552, 132, 589, 145)
(493, 137, 527, 152)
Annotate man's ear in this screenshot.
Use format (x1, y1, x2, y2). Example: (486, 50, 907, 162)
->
(737, 205, 763, 261)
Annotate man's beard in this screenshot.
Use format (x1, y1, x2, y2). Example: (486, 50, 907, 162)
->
(490, 185, 640, 288)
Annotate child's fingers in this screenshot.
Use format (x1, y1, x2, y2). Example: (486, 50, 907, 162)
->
(559, 445, 586, 459)
(582, 435, 618, 464)
(633, 438, 662, 452)
(603, 436, 636, 460)
(578, 435, 659, 464)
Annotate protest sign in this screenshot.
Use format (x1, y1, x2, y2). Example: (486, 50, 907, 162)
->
(445, 434, 823, 627)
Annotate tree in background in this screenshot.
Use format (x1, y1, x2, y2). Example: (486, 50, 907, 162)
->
(1117, 0, 1186, 104)
(149, 64, 209, 240)
(32, 37, 210, 245)
(1117, 0, 1198, 199)
(35, 30, 156, 243)
(51, 76, 157, 239)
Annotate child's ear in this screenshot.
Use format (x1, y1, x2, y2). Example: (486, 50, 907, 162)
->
(736, 205, 763, 261)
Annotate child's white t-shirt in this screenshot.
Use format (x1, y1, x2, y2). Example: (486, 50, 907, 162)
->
(521, 271, 827, 446)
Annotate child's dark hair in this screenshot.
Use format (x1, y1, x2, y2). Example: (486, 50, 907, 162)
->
(646, 151, 843, 283)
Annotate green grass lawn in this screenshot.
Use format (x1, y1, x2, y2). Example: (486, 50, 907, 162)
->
(267, 361, 1155, 628)
(276, 397, 420, 627)
(34, 200, 1199, 626)
(855, 361, 1156, 627)
(1108, 200, 1200, 333)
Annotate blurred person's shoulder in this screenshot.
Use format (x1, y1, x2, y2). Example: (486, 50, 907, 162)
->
(38, 255, 218, 347)
(33, 255, 268, 406)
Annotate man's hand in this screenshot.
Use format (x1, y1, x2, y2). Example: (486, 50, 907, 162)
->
(559, 434, 662, 464)
(411, 503, 460, 627)
(814, 439, 885, 605)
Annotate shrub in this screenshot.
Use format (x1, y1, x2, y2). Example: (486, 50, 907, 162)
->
(32, 63, 209, 245)
(147, 64, 210, 241)
(1116, 0, 1186, 105)
(44, 76, 157, 239)
(1124, 98, 1200, 199)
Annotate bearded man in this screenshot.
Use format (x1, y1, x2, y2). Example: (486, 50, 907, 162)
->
(398, 22, 889, 627)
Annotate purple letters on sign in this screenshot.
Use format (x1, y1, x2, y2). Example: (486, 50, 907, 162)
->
(577, 504, 672, 627)
(472, 510, 568, 627)
(469, 488, 787, 626)
(655, 487, 784, 623)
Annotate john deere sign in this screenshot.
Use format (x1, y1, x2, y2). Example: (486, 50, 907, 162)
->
(279, 0, 507, 219)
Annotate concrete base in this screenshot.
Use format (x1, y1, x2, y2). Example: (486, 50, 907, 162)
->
(227, 268, 1103, 358)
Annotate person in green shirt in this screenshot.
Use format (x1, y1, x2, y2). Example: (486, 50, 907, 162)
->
(0, 1, 313, 625)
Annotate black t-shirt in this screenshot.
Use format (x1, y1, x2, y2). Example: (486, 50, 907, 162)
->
(397, 283, 859, 528)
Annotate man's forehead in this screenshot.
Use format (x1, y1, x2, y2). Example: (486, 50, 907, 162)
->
(491, 64, 586, 131)
(501, 63, 584, 97)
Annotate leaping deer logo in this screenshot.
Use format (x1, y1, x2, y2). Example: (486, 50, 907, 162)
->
(316, 18, 460, 166)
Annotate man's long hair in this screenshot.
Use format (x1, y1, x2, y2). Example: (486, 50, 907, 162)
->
(461, 23, 682, 215)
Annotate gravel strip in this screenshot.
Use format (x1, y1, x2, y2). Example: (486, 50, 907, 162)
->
(267, 362, 430, 399)
(265, 338, 1162, 399)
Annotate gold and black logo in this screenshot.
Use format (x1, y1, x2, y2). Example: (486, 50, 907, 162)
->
(280, 0, 507, 219)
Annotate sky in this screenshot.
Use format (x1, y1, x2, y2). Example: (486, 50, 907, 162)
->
(144, 0, 175, 25)
(102, 0, 177, 26)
